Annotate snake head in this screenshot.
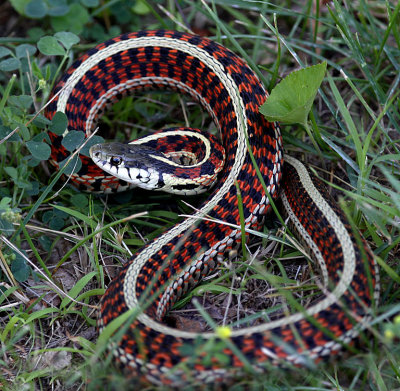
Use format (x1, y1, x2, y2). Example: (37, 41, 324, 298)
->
(90, 142, 166, 190)
(90, 131, 224, 196)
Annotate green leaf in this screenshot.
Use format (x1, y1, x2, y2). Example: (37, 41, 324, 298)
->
(0, 47, 12, 59)
(8, 95, 33, 110)
(50, 111, 68, 135)
(61, 130, 85, 152)
(81, 0, 99, 7)
(0, 218, 14, 236)
(26, 181, 40, 196)
(131, 0, 151, 15)
(50, 3, 90, 35)
(15, 44, 37, 58)
(17, 123, 30, 141)
(25, 0, 48, 18)
(47, 1, 69, 16)
(0, 125, 21, 142)
(28, 26, 45, 41)
(32, 114, 51, 128)
(259, 62, 327, 126)
(41, 210, 53, 224)
(53, 207, 68, 219)
(49, 216, 65, 230)
(0, 197, 12, 208)
(26, 140, 51, 160)
(37, 36, 66, 56)
(31, 60, 43, 79)
(4, 167, 18, 181)
(11, 252, 31, 282)
(70, 194, 88, 209)
(9, 0, 30, 15)
(0, 58, 21, 72)
(38, 235, 53, 251)
(54, 32, 80, 50)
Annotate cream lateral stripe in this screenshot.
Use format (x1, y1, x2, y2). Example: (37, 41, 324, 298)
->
(133, 156, 357, 339)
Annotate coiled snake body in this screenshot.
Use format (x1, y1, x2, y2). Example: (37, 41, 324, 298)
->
(46, 30, 379, 385)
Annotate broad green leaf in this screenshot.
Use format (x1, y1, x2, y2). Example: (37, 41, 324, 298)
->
(26, 140, 51, 160)
(49, 216, 65, 230)
(70, 194, 88, 209)
(11, 253, 31, 282)
(8, 95, 33, 110)
(0, 218, 14, 235)
(0, 197, 12, 207)
(54, 32, 80, 50)
(28, 26, 45, 41)
(4, 167, 18, 181)
(37, 36, 65, 56)
(50, 3, 89, 35)
(53, 207, 68, 219)
(0, 58, 21, 72)
(41, 210, 53, 224)
(0, 125, 20, 142)
(38, 235, 52, 251)
(26, 180, 39, 196)
(32, 115, 51, 129)
(259, 62, 327, 126)
(50, 111, 68, 135)
(47, 2, 69, 16)
(132, 0, 151, 15)
(0, 47, 12, 59)
(61, 130, 85, 152)
(25, 0, 48, 18)
(15, 44, 36, 58)
(13, 123, 30, 141)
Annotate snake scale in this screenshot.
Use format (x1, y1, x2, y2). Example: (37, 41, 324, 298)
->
(46, 30, 379, 385)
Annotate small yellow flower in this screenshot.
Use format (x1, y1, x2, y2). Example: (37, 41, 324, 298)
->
(394, 315, 400, 324)
(384, 329, 394, 339)
(216, 326, 232, 339)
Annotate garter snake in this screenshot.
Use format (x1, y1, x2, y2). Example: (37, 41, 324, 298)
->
(46, 30, 379, 385)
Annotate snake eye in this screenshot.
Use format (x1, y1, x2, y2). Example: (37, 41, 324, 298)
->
(110, 156, 122, 166)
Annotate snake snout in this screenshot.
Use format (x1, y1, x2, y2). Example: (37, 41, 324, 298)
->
(89, 144, 102, 159)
